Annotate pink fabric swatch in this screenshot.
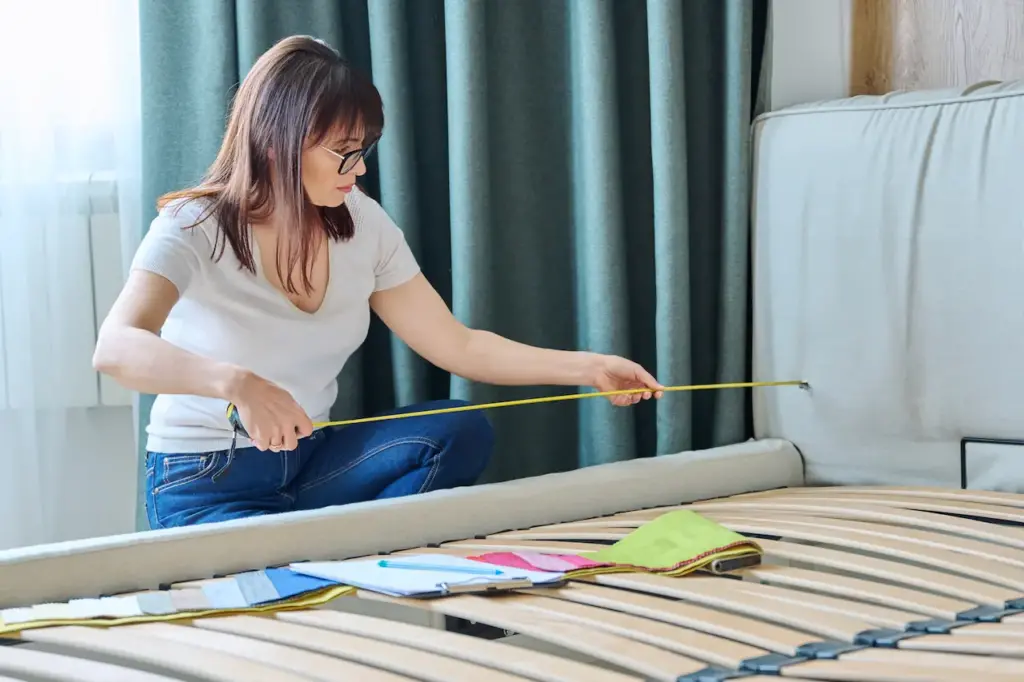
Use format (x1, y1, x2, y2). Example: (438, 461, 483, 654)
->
(468, 551, 607, 573)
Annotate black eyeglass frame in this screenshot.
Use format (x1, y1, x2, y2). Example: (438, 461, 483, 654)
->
(319, 137, 378, 175)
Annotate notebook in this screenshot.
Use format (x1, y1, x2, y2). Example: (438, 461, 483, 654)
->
(288, 553, 565, 598)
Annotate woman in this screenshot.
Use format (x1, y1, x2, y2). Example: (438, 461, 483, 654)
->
(94, 35, 663, 530)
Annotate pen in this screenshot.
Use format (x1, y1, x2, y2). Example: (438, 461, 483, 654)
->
(376, 559, 504, 575)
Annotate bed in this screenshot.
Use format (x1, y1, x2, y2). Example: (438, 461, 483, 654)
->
(1, 80, 1023, 681)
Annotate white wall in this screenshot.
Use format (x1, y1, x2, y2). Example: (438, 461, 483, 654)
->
(768, 0, 851, 110)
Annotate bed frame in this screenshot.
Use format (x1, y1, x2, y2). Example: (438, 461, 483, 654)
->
(4, 72, 1024, 682)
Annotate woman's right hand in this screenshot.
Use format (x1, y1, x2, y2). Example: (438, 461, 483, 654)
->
(227, 370, 314, 452)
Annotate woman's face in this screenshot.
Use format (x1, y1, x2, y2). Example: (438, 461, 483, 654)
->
(301, 131, 367, 207)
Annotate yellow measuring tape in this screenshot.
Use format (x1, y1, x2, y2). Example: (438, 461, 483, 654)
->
(226, 379, 808, 437)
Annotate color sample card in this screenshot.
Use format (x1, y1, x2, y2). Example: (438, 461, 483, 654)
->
(0, 566, 347, 629)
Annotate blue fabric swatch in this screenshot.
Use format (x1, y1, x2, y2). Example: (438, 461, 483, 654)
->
(136, 592, 176, 615)
(265, 567, 338, 601)
(234, 571, 280, 605)
(202, 579, 249, 610)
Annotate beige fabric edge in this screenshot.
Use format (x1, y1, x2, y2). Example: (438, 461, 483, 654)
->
(0, 438, 803, 608)
(753, 79, 1024, 124)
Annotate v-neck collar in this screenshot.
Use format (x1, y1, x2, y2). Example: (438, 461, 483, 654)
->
(251, 234, 333, 317)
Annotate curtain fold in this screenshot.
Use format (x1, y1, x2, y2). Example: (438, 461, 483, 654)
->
(647, 0, 693, 456)
(138, 0, 770, 528)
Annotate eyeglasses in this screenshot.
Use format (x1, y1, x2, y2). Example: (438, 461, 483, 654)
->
(319, 138, 378, 175)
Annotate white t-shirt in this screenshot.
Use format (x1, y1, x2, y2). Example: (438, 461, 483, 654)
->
(129, 187, 421, 454)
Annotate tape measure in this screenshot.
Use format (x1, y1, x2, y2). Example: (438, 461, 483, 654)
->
(225, 379, 808, 440)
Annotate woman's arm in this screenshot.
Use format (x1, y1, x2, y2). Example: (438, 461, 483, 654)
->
(370, 274, 663, 404)
(93, 269, 243, 399)
(94, 270, 313, 450)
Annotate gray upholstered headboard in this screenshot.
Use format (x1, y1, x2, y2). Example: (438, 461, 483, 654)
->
(750, 80, 1024, 491)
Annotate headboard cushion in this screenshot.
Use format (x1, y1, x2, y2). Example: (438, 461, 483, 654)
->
(751, 80, 1024, 489)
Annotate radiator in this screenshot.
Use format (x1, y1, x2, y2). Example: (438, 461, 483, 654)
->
(0, 171, 133, 410)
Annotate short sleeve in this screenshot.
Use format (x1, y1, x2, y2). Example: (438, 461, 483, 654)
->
(130, 202, 210, 295)
(349, 188, 421, 291)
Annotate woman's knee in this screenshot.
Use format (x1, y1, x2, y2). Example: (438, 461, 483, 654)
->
(430, 399, 494, 479)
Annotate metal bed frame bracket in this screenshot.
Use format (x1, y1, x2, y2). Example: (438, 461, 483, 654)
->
(794, 639, 868, 659)
(443, 616, 510, 640)
(738, 652, 810, 674)
(955, 605, 1024, 622)
(676, 666, 756, 681)
(853, 628, 919, 647)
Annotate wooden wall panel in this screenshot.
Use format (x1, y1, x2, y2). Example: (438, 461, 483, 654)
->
(851, 0, 1024, 95)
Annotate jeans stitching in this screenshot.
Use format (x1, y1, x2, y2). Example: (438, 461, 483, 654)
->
(417, 448, 442, 494)
(296, 436, 443, 494)
(152, 453, 223, 495)
(162, 454, 208, 468)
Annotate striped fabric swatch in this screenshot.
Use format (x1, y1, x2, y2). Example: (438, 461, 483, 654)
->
(0, 567, 346, 634)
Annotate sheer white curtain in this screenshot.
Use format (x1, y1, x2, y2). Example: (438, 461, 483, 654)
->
(0, 1, 142, 549)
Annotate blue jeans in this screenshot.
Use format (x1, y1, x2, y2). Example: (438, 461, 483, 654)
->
(144, 399, 494, 529)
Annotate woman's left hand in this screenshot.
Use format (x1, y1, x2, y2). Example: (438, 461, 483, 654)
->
(589, 354, 665, 406)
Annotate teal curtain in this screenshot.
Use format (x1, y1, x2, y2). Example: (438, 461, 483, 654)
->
(137, 0, 769, 529)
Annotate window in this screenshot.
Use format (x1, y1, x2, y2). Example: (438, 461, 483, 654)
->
(0, 0, 141, 410)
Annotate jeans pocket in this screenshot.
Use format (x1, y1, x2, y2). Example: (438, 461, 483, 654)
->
(153, 452, 224, 495)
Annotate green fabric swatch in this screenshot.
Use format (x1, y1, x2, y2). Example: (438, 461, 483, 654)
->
(584, 510, 759, 570)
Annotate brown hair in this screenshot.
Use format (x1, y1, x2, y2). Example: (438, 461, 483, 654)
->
(158, 35, 384, 295)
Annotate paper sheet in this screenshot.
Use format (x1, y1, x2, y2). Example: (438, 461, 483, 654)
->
(289, 553, 564, 597)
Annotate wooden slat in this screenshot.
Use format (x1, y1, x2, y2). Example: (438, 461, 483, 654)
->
(716, 492, 1024, 525)
(536, 581, 1024, 676)
(194, 614, 534, 682)
(0, 642, 185, 681)
(499, 590, 766, 668)
(754, 537, 1021, 607)
(597, 573, 879, 641)
(355, 592, 711, 682)
(275, 609, 642, 682)
(713, 576, 933, 628)
(686, 500, 1024, 549)
(731, 486, 1024, 508)
(125, 621, 414, 681)
(20, 625, 315, 682)
(513, 586, 1024, 676)
(705, 513, 1024, 574)
(493, 512, 1024, 566)
(592, 573, 1024, 659)
(354, 587, 1024, 682)
(540, 581, 809, 654)
(735, 563, 973, 619)
(720, 576, 1024, 638)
